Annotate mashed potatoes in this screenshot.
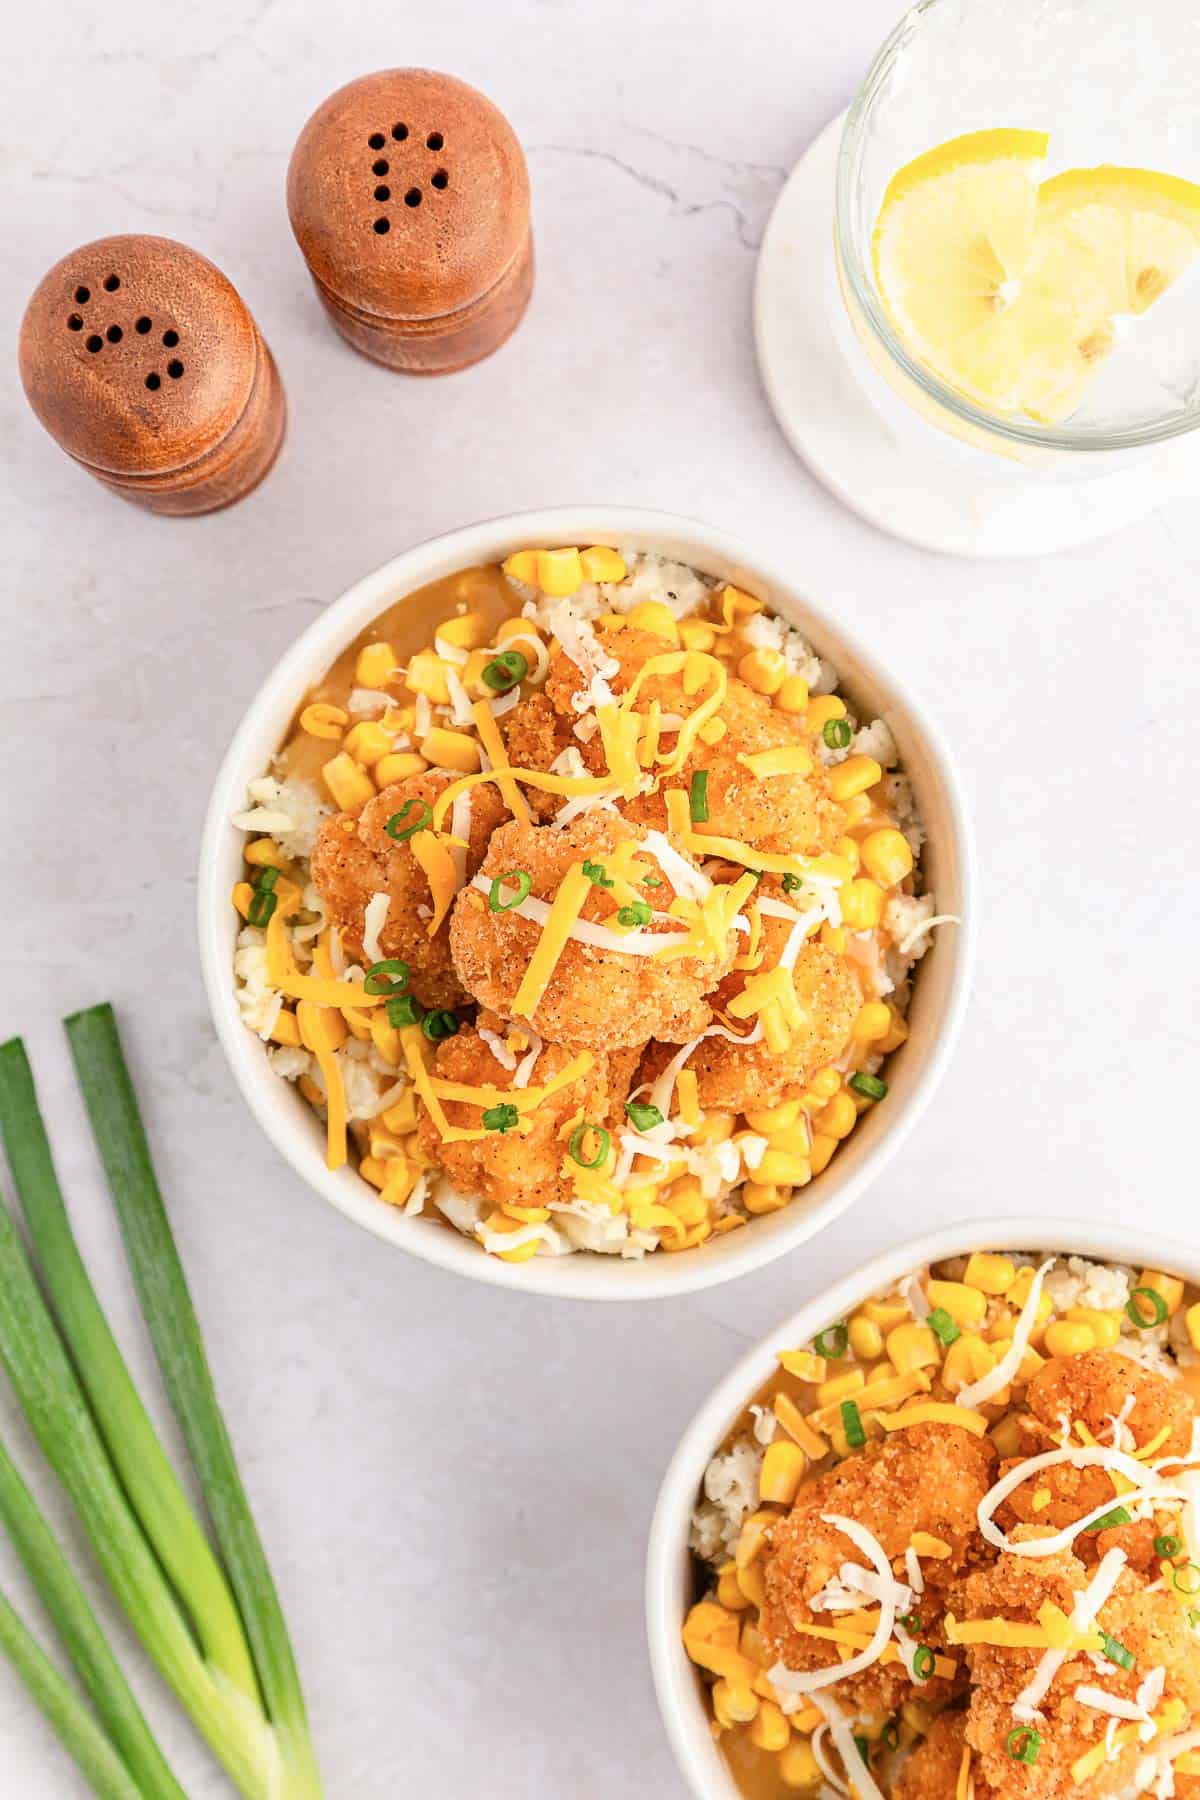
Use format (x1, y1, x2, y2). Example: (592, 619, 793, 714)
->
(230, 546, 951, 1262)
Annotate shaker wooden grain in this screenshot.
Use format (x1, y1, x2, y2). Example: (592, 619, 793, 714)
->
(18, 235, 285, 516)
(287, 69, 533, 374)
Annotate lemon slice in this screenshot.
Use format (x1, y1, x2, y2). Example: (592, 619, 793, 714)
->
(873, 135, 1200, 424)
(872, 129, 1050, 414)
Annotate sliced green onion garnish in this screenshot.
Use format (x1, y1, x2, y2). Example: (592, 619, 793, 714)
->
(814, 1322, 848, 1359)
(568, 1123, 610, 1169)
(881, 1718, 899, 1752)
(481, 650, 528, 692)
(616, 901, 652, 928)
(386, 993, 424, 1027)
(1100, 1633, 1135, 1671)
(421, 1010, 459, 1043)
(384, 798, 432, 841)
(781, 873, 803, 894)
(642, 875, 663, 887)
(841, 1399, 866, 1449)
(1172, 1563, 1200, 1596)
(582, 860, 613, 888)
(625, 1101, 665, 1132)
(1005, 1726, 1040, 1764)
(853, 1735, 870, 1766)
(1126, 1286, 1168, 1328)
(689, 770, 709, 823)
(1155, 1534, 1182, 1558)
(823, 717, 852, 751)
(897, 1612, 922, 1633)
(1085, 1505, 1133, 1534)
(926, 1307, 961, 1347)
(363, 958, 409, 995)
(489, 871, 532, 911)
(911, 1645, 935, 1683)
(246, 865, 280, 928)
(482, 1103, 519, 1134)
(848, 1072, 887, 1102)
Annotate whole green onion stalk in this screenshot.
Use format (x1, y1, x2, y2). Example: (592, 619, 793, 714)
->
(0, 1012, 323, 1800)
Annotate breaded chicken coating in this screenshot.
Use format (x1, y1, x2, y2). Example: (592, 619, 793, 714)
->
(760, 1423, 995, 1717)
(448, 814, 736, 1052)
(543, 625, 843, 857)
(417, 1016, 639, 1211)
(959, 1537, 1200, 1800)
(500, 692, 575, 821)
(639, 926, 861, 1113)
(999, 1351, 1196, 1568)
(310, 771, 508, 1009)
(893, 1711, 994, 1799)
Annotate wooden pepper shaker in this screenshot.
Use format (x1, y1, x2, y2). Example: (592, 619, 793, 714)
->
(18, 235, 285, 517)
(287, 68, 533, 374)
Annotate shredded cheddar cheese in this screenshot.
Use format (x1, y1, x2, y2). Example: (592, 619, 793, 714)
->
(511, 863, 595, 1020)
(879, 1402, 989, 1438)
(407, 830, 460, 936)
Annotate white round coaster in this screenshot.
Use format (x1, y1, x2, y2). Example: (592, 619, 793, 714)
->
(754, 110, 1200, 558)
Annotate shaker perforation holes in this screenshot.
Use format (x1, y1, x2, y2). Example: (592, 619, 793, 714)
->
(432, 168, 449, 190)
(372, 158, 389, 176)
(106, 325, 123, 343)
(404, 187, 421, 207)
(145, 372, 161, 390)
(67, 314, 83, 331)
(135, 316, 152, 334)
(391, 121, 408, 140)
(86, 335, 103, 353)
(368, 131, 385, 149)
(373, 217, 390, 234)
(162, 329, 179, 348)
(103, 274, 120, 292)
(74, 284, 90, 304)
(167, 360, 184, 378)
(426, 131, 443, 150)
(374, 184, 390, 201)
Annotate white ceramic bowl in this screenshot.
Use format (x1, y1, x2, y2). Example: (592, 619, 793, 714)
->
(198, 507, 976, 1299)
(645, 1217, 1200, 1799)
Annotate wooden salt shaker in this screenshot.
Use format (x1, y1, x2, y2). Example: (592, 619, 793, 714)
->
(18, 235, 285, 517)
(287, 69, 533, 374)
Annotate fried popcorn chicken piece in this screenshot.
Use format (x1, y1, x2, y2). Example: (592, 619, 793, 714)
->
(310, 771, 508, 1009)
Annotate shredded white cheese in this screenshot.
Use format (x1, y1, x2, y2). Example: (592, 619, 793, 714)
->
(956, 1259, 1052, 1409)
(769, 1515, 899, 1699)
(362, 891, 390, 966)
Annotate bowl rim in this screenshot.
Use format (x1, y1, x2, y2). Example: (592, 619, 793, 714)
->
(834, 0, 1200, 456)
(644, 1215, 1200, 1800)
(197, 504, 978, 1300)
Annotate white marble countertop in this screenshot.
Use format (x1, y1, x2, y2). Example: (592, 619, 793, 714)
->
(3, 1, 1200, 1794)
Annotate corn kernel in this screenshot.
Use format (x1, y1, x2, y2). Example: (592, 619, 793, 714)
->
(829, 756, 883, 805)
(808, 1134, 837, 1175)
(819, 922, 847, 953)
(925, 1279, 988, 1330)
(840, 877, 885, 930)
(886, 1323, 939, 1375)
(735, 1560, 767, 1608)
(745, 1099, 802, 1135)
(861, 828, 914, 888)
(297, 1074, 324, 1108)
(817, 1368, 865, 1406)
(343, 721, 392, 767)
(668, 1176, 708, 1228)
(355, 642, 399, 687)
(296, 1001, 347, 1056)
(712, 1676, 759, 1726)
(358, 1156, 387, 1190)
(321, 752, 376, 811)
(833, 835, 861, 875)
(436, 611, 489, 650)
(737, 647, 788, 697)
(776, 674, 810, 714)
(735, 1510, 778, 1569)
(779, 1740, 820, 1789)
(626, 600, 680, 643)
(841, 792, 874, 826)
(847, 1315, 884, 1361)
(760, 1440, 807, 1505)
(405, 650, 451, 704)
(743, 1182, 788, 1215)
(417, 726, 481, 774)
(379, 1163, 417, 1210)
(814, 1092, 857, 1142)
(942, 1334, 995, 1393)
(756, 1150, 812, 1188)
(1065, 1305, 1120, 1349)
(1139, 1269, 1185, 1316)
(1185, 1303, 1200, 1353)
(299, 702, 348, 740)
(535, 547, 584, 597)
(964, 1252, 1017, 1295)
(231, 881, 254, 920)
(1006, 1266, 1042, 1309)
(678, 618, 715, 652)
(809, 1067, 842, 1101)
(578, 545, 626, 583)
(689, 1111, 735, 1146)
(244, 837, 285, 871)
(877, 1010, 910, 1054)
(1044, 1320, 1096, 1358)
(862, 1296, 911, 1331)
(268, 1009, 301, 1047)
(502, 550, 538, 584)
(806, 694, 846, 733)
(382, 1091, 419, 1134)
(852, 1001, 892, 1042)
(374, 752, 429, 787)
(749, 1701, 790, 1753)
